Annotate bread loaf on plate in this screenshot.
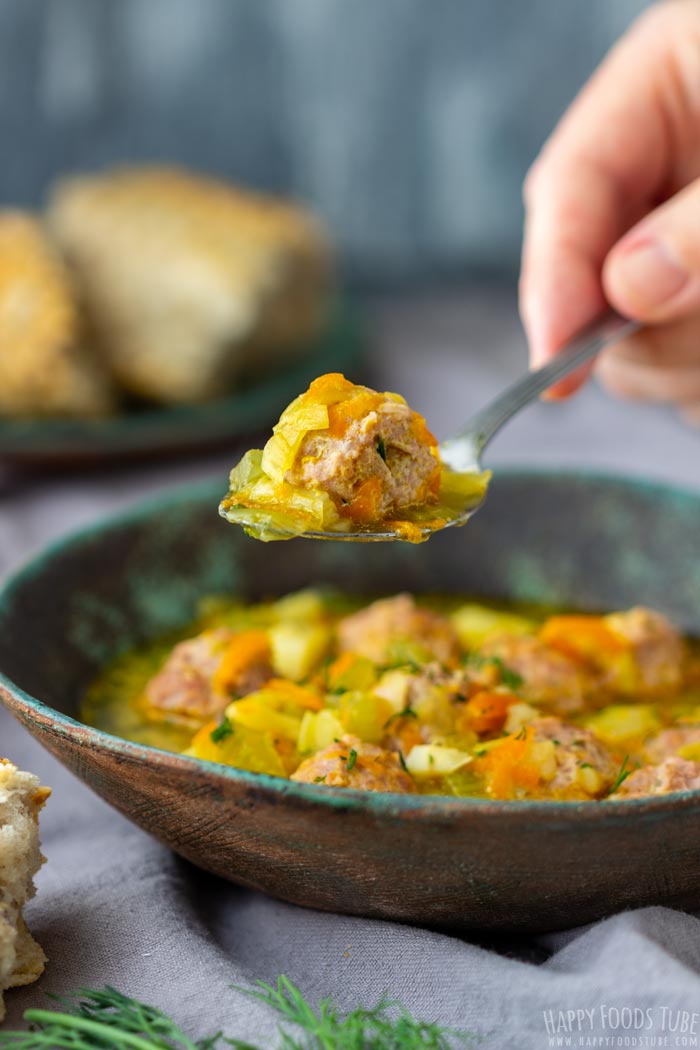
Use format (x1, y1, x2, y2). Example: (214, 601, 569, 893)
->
(0, 212, 114, 418)
(47, 167, 331, 404)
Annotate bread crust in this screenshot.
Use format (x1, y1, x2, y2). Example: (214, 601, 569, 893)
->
(0, 759, 50, 1022)
(0, 212, 114, 417)
(47, 167, 331, 403)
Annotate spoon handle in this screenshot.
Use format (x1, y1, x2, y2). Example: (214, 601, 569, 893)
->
(444, 308, 639, 468)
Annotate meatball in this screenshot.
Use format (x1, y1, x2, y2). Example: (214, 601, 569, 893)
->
(605, 607, 683, 694)
(143, 628, 232, 723)
(473, 716, 617, 800)
(530, 717, 618, 797)
(287, 379, 440, 521)
(337, 594, 460, 666)
(291, 735, 414, 793)
(143, 627, 272, 723)
(611, 756, 700, 799)
(644, 726, 700, 764)
(476, 634, 590, 714)
(378, 662, 459, 751)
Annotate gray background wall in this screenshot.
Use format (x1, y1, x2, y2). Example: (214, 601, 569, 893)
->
(1, 0, 650, 280)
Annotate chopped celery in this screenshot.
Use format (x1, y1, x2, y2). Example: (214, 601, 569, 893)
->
(451, 603, 536, 648)
(269, 622, 331, 680)
(585, 704, 660, 749)
(406, 744, 473, 777)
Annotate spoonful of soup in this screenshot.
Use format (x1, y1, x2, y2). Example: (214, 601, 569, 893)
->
(220, 309, 638, 543)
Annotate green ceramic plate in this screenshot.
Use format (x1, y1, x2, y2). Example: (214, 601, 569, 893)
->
(0, 301, 363, 468)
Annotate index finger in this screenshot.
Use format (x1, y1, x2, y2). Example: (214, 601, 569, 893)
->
(520, 4, 678, 395)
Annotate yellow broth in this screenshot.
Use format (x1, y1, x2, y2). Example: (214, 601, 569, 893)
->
(82, 591, 700, 801)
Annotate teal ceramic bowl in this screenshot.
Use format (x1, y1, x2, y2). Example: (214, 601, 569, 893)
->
(0, 302, 362, 467)
(1, 471, 700, 932)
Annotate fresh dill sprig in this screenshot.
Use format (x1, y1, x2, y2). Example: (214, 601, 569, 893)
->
(345, 748, 358, 772)
(607, 754, 633, 797)
(230, 975, 465, 1049)
(0, 986, 219, 1049)
(376, 436, 387, 463)
(0, 978, 466, 1050)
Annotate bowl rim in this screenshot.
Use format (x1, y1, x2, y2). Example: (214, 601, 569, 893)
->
(2, 465, 700, 823)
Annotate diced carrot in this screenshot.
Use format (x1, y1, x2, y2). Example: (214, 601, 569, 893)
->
(264, 678, 323, 711)
(396, 721, 423, 754)
(344, 477, 383, 523)
(326, 652, 361, 686)
(327, 391, 382, 438)
(409, 411, 438, 449)
(540, 616, 628, 663)
(388, 519, 445, 544)
(212, 630, 271, 694)
(305, 373, 356, 406)
(460, 690, 515, 734)
(476, 728, 541, 799)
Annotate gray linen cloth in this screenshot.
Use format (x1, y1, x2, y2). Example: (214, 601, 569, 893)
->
(2, 291, 700, 1049)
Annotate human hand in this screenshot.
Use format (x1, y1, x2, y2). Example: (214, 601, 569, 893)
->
(520, 0, 700, 422)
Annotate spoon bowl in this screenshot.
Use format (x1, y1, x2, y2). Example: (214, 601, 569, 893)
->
(227, 309, 638, 542)
(253, 510, 476, 543)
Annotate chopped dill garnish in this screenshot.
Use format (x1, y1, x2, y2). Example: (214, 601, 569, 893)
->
(210, 717, 233, 744)
(398, 750, 409, 772)
(607, 754, 633, 797)
(515, 726, 528, 741)
(313, 775, 327, 784)
(320, 655, 334, 691)
(382, 657, 422, 674)
(346, 748, 358, 772)
(383, 707, 418, 729)
(466, 653, 523, 691)
(376, 435, 387, 462)
(0, 978, 466, 1049)
(579, 762, 593, 769)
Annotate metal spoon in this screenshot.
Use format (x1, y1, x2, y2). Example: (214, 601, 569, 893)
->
(233, 308, 639, 542)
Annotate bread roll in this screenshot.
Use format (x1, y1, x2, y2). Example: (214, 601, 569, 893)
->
(0, 212, 115, 418)
(0, 759, 50, 1022)
(47, 167, 331, 404)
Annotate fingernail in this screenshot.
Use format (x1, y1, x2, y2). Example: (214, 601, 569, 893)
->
(616, 238, 689, 307)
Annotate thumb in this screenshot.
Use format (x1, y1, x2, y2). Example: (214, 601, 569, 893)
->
(603, 177, 700, 323)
